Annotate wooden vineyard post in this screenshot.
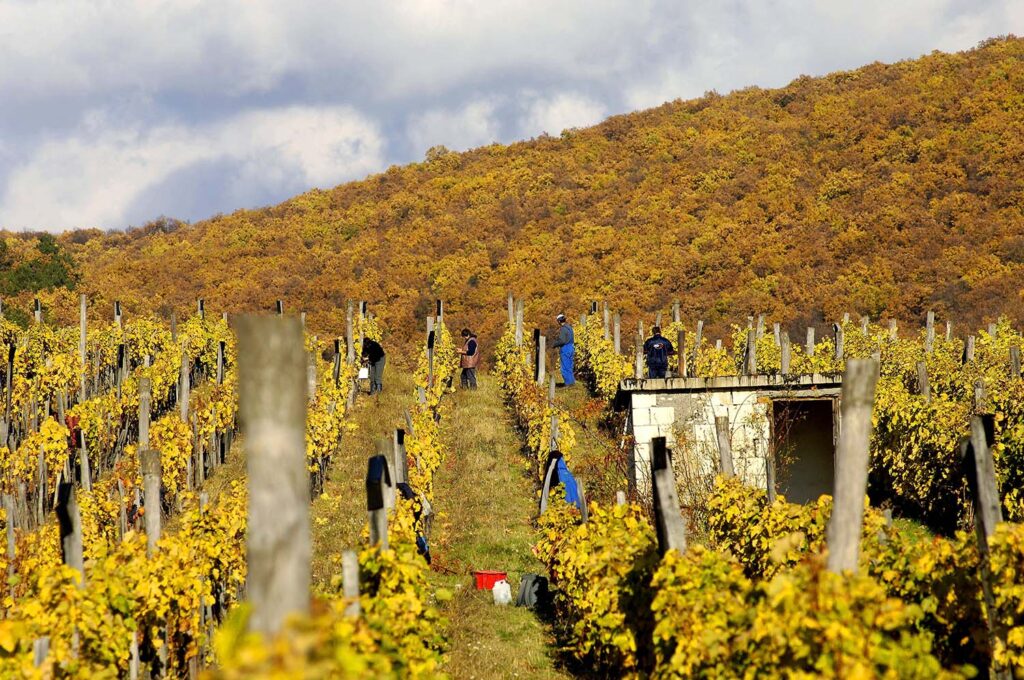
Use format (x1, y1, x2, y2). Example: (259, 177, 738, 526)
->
(989, 322, 997, 337)
(114, 300, 122, 328)
(780, 331, 791, 375)
(79, 294, 87, 403)
(549, 377, 559, 451)
(1010, 346, 1021, 378)
(925, 311, 935, 354)
(634, 339, 643, 380)
(826, 358, 879, 574)
(962, 415, 1010, 680)
(436, 299, 444, 327)
(507, 293, 514, 326)
(613, 313, 621, 355)
(773, 322, 781, 346)
(965, 335, 976, 363)
(78, 430, 92, 492)
(535, 331, 546, 386)
(2, 343, 11, 447)
(394, 429, 409, 485)
(945, 320, 952, 342)
(745, 328, 757, 375)
(276, 300, 284, 316)
(33, 298, 41, 324)
(332, 339, 342, 387)
(179, 348, 190, 421)
(342, 550, 361, 617)
(141, 448, 161, 556)
(346, 302, 355, 364)
(860, 316, 869, 336)
(766, 441, 777, 502)
(538, 455, 560, 515)
(677, 329, 687, 378)
(695, 320, 704, 359)
(514, 299, 524, 348)
(715, 415, 734, 477)
(217, 341, 226, 385)
(139, 374, 150, 454)
(806, 327, 815, 357)
(197, 298, 205, 320)
(975, 379, 987, 413)
(426, 323, 436, 389)
(4, 494, 15, 583)
(55, 483, 85, 583)
(650, 437, 687, 555)
(833, 323, 844, 362)
(672, 300, 680, 324)
(237, 316, 310, 636)
(888, 319, 898, 339)
(602, 303, 610, 341)
(917, 362, 931, 403)
(366, 454, 391, 551)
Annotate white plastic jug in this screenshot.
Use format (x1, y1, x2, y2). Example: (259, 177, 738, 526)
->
(492, 579, 512, 605)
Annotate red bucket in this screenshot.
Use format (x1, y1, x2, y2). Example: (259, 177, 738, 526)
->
(473, 570, 507, 590)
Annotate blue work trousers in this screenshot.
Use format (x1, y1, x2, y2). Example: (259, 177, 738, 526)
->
(560, 343, 575, 386)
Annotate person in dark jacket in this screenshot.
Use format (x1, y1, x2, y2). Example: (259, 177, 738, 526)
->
(551, 314, 575, 386)
(643, 326, 674, 379)
(361, 338, 386, 394)
(458, 328, 479, 389)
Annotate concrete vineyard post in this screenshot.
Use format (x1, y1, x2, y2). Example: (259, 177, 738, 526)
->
(275, 300, 284, 315)
(616, 490, 626, 506)
(766, 443, 777, 502)
(806, 327, 815, 357)
(826, 358, 879, 574)
(115, 300, 122, 328)
(237, 316, 310, 636)
(925, 311, 935, 354)
(394, 429, 409, 484)
(695, 320, 704, 360)
(507, 293, 514, 326)
(197, 298, 205, 319)
(860, 316, 869, 336)
(988, 322, 997, 337)
(217, 341, 225, 385)
(635, 339, 643, 380)
(773, 322, 780, 346)
(888, 319, 897, 338)
(965, 336, 976, 363)
(833, 323, 844, 362)
(602, 302, 610, 341)
(613, 314, 621, 354)
(33, 298, 41, 324)
(346, 302, 355, 364)
(1010, 346, 1021, 378)
(715, 415, 734, 477)
(436, 299, 444, 327)
(672, 300, 680, 324)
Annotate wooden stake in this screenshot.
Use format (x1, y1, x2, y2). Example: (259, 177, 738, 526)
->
(780, 331, 791, 375)
(55, 483, 84, 583)
(888, 319, 897, 339)
(917, 362, 930, 403)
(1010, 346, 1021, 378)
(925, 311, 935, 354)
(141, 448, 161, 556)
(237, 316, 310, 636)
(366, 454, 391, 550)
(613, 314, 621, 354)
(677, 329, 687, 378)
(179, 349, 190, 421)
(833, 323, 844, 362)
(650, 437, 686, 555)
(826, 358, 879, 574)
(806, 327, 815, 356)
(715, 415, 734, 477)
(965, 335, 976, 363)
(745, 328, 757, 375)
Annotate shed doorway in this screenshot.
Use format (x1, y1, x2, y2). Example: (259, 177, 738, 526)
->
(772, 399, 835, 504)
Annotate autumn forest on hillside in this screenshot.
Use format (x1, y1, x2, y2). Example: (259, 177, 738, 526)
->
(2, 37, 1024, 349)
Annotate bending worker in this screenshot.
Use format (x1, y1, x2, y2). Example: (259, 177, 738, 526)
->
(643, 326, 674, 378)
(551, 313, 576, 387)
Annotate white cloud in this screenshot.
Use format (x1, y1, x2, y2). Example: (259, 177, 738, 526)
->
(0, 106, 383, 230)
(406, 99, 501, 156)
(521, 92, 607, 137)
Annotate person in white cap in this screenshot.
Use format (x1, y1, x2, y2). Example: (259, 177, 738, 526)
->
(551, 313, 576, 386)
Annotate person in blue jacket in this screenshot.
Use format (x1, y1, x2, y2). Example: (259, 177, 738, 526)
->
(551, 313, 576, 386)
(643, 326, 675, 379)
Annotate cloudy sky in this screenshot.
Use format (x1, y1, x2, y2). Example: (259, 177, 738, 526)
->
(0, 0, 1020, 232)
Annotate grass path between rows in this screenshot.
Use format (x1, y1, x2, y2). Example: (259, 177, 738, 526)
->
(310, 369, 416, 587)
(431, 374, 571, 680)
